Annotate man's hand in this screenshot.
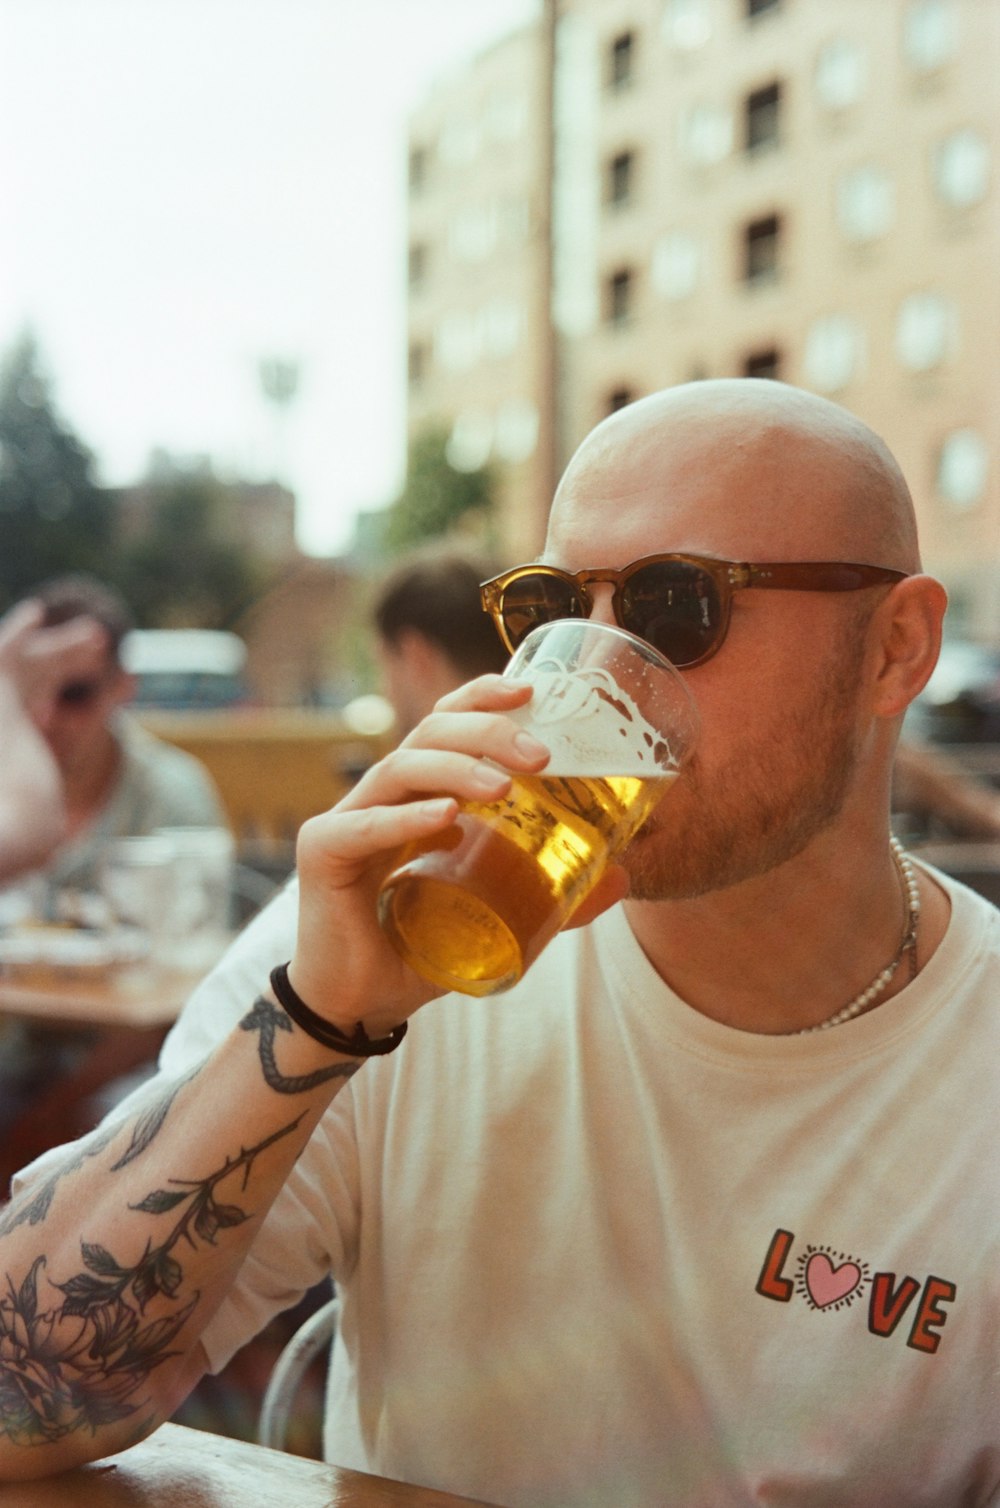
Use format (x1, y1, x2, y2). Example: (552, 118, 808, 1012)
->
(290, 674, 629, 1037)
(0, 599, 106, 720)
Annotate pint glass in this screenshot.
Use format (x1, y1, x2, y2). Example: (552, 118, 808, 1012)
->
(377, 619, 698, 997)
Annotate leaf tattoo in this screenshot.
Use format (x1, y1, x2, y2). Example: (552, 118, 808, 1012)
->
(110, 1064, 202, 1172)
(0, 1064, 203, 1243)
(0, 1123, 120, 1240)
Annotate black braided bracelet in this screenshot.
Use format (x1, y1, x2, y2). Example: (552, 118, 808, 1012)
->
(269, 963, 408, 1058)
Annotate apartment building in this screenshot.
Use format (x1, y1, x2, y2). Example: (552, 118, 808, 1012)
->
(406, 25, 554, 557)
(407, 0, 999, 636)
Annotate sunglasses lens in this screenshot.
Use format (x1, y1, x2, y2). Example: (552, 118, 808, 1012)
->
(500, 573, 585, 648)
(58, 679, 102, 706)
(621, 561, 723, 667)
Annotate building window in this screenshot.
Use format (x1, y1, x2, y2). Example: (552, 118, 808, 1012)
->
(936, 429, 988, 511)
(652, 231, 701, 301)
(836, 165, 895, 243)
(607, 268, 635, 326)
(903, 0, 959, 72)
(932, 128, 990, 208)
(895, 292, 955, 371)
(435, 313, 480, 372)
(481, 298, 524, 358)
(746, 0, 781, 18)
(742, 214, 782, 283)
(408, 243, 429, 290)
(609, 31, 635, 89)
(607, 150, 636, 207)
(608, 387, 636, 413)
(408, 146, 429, 193)
(663, 0, 711, 50)
(814, 37, 867, 111)
(803, 314, 865, 392)
(449, 205, 498, 262)
(678, 102, 733, 165)
(743, 348, 782, 380)
(745, 81, 782, 152)
(495, 399, 539, 462)
(447, 412, 493, 473)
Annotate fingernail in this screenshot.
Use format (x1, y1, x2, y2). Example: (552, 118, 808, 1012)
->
(514, 731, 549, 760)
(472, 763, 510, 793)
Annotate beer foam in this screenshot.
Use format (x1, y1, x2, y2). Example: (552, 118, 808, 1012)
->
(510, 665, 680, 775)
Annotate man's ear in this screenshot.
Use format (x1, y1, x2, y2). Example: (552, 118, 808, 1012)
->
(869, 574, 948, 719)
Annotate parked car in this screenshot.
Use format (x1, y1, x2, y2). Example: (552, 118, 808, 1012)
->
(121, 629, 249, 711)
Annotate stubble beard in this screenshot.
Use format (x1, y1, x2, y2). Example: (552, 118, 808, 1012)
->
(622, 631, 868, 902)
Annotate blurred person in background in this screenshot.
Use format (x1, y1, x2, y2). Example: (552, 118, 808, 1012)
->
(894, 738, 1000, 840)
(14, 574, 226, 896)
(372, 550, 509, 735)
(0, 599, 106, 885)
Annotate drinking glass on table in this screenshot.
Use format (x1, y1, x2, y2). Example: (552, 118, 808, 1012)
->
(98, 835, 182, 967)
(377, 618, 698, 997)
(153, 825, 235, 970)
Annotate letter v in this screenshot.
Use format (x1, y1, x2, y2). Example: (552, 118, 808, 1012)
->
(868, 1272, 921, 1338)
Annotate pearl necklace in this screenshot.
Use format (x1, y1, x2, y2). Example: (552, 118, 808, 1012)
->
(798, 837, 921, 1034)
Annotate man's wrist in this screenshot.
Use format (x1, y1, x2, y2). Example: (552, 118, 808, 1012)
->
(269, 964, 408, 1058)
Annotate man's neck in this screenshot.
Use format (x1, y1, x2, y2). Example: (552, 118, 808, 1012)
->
(624, 837, 951, 1035)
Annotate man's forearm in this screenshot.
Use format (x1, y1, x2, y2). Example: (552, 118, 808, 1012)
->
(0, 987, 361, 1481)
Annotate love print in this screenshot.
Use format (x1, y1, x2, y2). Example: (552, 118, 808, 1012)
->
(803, 1251, 864, 1310)
(756, 1228, 957, 1353)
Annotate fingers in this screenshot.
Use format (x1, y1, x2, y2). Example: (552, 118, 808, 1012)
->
(297, 795, 458, 878)
(426, 673, 532, 715)
(0, 600, 45, 662)
(340, 685, 550, 816)
(0, 607, 107, 705)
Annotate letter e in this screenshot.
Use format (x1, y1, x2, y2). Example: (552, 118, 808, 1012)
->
(907, 1276, 957, 1354)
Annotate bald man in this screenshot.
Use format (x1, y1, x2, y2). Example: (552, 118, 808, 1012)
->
(3, 383, 997, 1506)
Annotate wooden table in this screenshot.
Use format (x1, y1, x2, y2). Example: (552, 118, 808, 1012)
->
(0, 1423, 502, 1507)
(0, 951, 226, 1032)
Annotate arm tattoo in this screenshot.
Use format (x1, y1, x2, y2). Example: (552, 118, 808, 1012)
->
(0, 1116, 304, 1449)
(240, 995, 362, 1093)
(0, 1125, 119, 1239)
(110, 1064, 202, 1171)
(0, 1064, 204, 1241)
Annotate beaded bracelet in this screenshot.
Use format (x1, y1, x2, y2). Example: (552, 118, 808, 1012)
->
(269, 963, 408, 1057)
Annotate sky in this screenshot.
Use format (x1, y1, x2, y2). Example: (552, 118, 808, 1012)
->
(0, 0, 539, 556)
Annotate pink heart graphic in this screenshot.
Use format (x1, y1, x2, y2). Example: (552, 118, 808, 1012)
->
(805, 1252, 861, 1308)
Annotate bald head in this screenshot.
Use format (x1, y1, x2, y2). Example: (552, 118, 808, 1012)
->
(551, 380, 921, 573)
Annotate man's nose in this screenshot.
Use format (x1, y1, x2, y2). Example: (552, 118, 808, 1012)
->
(587, 583, 618, 629)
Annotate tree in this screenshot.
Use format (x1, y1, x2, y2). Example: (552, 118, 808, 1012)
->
(382, 427, 494, 552)
(0, 333, 116, 608)
(116, 473, 268, 629)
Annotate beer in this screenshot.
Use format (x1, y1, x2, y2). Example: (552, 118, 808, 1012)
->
(377, 619, 697, 996)
(378, 767, 674, 995)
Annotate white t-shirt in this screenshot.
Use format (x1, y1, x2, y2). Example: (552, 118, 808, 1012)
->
(23, 870, 1000, 1506)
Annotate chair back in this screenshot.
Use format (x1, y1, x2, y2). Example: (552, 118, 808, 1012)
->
(257, 1294, 340, 1452)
